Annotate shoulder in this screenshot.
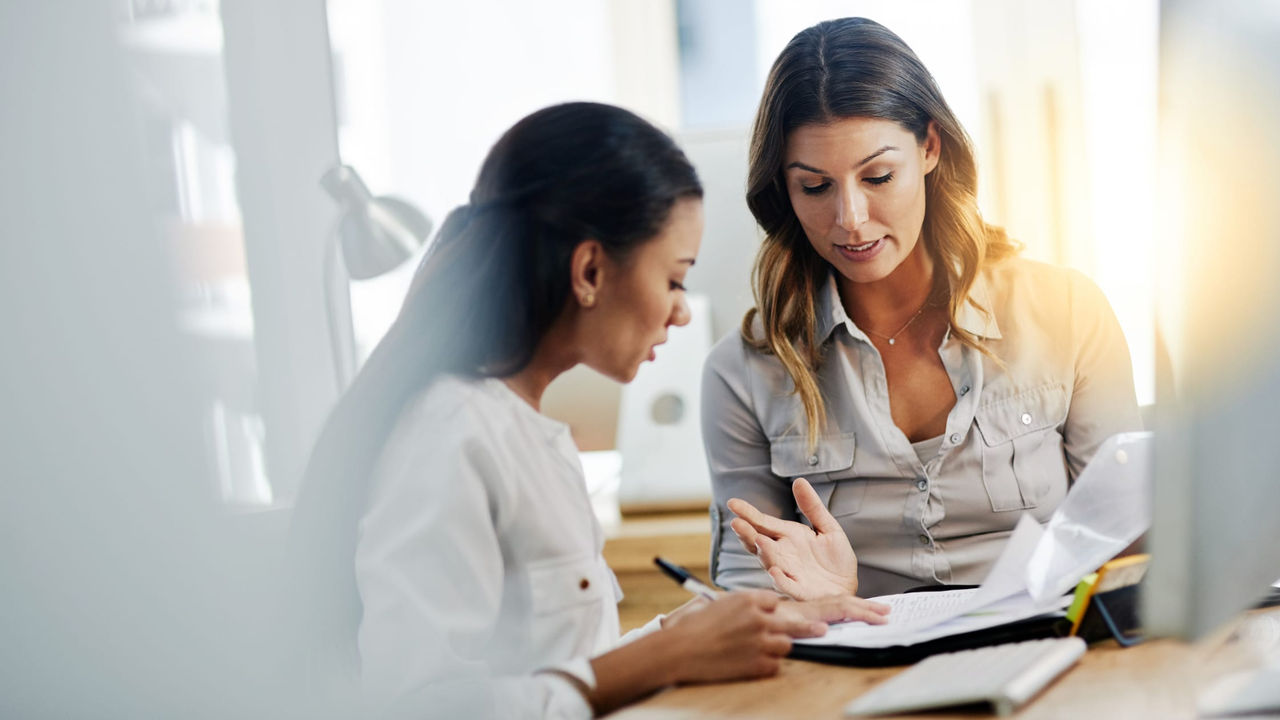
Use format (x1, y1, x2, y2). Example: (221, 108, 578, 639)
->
(704, 326, 752, 379)
(703, 320, 792, 390)
(981, 257, 1113, 314)
(983, 256, 1074, 296)
(381, 375, 524, 482)
(396, 374, 493, 437)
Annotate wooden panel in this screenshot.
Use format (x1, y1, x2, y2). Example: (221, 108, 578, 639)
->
(604, 511, 712, 632)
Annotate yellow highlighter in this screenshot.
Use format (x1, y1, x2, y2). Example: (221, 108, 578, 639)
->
(1067, 554, 1150, 637)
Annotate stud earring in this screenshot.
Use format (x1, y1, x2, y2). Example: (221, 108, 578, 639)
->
(582, 293, 595, 307)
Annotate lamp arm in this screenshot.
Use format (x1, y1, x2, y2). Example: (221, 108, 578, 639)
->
(322, 218, 358, 393)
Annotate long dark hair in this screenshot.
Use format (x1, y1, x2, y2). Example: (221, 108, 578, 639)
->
(743, 17, 1018, 450)
(289, 101, 702, 667)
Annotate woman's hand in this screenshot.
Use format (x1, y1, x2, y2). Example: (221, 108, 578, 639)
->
(727, 477, 861, 600)
(658, 590, 798, 683)
(584, 589, 890, 713)
(775, 594, 891, 634)
(587, 591, 795, 712)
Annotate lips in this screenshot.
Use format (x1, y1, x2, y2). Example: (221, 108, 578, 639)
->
(842, 239, 879, 251)
(648, 336, 668, 362)
(834, 237, 885, 262)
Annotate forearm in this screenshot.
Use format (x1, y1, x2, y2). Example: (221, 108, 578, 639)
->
(585, 629, 684, 715)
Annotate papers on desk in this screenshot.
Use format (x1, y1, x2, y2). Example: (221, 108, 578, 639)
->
(797, 432, 1153, 650)
(798, 515, 1069, 649)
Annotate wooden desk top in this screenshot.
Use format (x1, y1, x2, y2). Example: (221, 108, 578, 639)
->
(607, 608, 1280, 719)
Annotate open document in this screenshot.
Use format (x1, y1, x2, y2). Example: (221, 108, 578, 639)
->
(796, 432, 1152, 650)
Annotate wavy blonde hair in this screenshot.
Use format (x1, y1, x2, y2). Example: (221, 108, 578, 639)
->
(744, 17, 1019, 451)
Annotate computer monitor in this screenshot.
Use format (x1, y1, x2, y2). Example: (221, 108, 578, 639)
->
(1144, 0, 1280, 640)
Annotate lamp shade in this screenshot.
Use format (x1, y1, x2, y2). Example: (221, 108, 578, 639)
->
(320, 164, 432, 279)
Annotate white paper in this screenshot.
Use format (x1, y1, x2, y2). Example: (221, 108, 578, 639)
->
(1025, 432, 1153, 602)
(796, 515, 1052, 649)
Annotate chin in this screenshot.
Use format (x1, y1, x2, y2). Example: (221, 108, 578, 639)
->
(619, 364, 642, 384)
(833, 253, 906, 285)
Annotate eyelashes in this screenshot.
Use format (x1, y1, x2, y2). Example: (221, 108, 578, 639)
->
(670, 281, 687, 291)
(799, 172, 895, 195)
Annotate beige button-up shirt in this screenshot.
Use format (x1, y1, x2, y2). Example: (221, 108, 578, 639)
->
(701, 257, 1142, 599)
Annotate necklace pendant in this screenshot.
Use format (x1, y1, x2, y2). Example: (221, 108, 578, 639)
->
(888, 338, 896, 345)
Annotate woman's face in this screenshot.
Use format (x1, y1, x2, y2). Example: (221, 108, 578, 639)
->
(783, 117, 939, 286)
(586, 197, 702, 382)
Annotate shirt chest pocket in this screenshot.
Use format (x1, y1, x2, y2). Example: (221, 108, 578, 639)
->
(524, 554, 614, 659)
(769, 433, 864, 517)
(973, 384, 1069, 512)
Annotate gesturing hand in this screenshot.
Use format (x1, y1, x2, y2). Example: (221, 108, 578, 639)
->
(726, 477, 861, 600)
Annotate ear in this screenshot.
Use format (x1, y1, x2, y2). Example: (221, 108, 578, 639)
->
(922, 120, 942, 175)
(569, 239, 606, 309)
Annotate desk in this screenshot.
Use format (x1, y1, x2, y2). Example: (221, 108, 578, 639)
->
(607, 608, 1280, 719)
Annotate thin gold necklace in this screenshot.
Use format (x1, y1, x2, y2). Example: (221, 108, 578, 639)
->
(863, 301, 931, 346)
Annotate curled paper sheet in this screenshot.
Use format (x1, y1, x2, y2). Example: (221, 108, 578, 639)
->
(1026, 432, 1154, 603)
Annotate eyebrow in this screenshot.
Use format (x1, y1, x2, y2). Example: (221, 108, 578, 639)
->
(785, 145, 900, 174)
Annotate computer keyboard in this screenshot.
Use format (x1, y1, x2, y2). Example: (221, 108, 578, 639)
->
(845, 637, 1086, 717)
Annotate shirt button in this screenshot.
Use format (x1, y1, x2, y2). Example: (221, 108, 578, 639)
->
(1021, 412, 1033, 425)
(916, 478, 928, 492)
(579, 578, 590, 590)
(960, 384, 971, 396)
(807, 454, 819, 466)
(948, 432, 961, 444)
(918, 534, 930, 545)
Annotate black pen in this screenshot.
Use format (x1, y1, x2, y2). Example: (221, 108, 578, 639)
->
(654, 556, 720, 601)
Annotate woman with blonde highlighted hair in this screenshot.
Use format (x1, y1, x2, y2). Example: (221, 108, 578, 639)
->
(702, 18, 1141, 600)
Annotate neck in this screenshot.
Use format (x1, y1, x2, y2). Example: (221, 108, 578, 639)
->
(838, 241, 935, 332)
(502, 319, 578, 412)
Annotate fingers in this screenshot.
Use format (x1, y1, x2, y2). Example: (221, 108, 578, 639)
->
(771, 610, 828, 638)
(754, 535, 789, 577)
(729, 517, 762, 556)
(741, 588, 780, 611)
(768, 566, 809, 600)
(726, 497, 795, 540)
(799, 595, 891, 625)
(792, 477, 843, 535)
(761, 632, 793, 657)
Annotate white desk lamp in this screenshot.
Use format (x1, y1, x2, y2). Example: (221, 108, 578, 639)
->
(320, 165, 432, 388)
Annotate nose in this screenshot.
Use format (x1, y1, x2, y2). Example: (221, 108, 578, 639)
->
(669, 294, 692, 328)
(835, 184, 869, 232)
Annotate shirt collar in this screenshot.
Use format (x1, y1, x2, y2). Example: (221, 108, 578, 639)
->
(956, 269, 1002, 340)
(814, 268, 1003, 344)
(814, 272, 850, 344)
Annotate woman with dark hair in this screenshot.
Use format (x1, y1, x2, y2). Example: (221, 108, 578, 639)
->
(290, 102, 888, 719)
(703, 18, 1142, 601)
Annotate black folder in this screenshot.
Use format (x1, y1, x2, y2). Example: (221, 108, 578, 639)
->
(787, 585, 1071, 667)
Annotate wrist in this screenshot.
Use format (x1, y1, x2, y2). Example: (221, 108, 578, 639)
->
(645, 627, 689, 687)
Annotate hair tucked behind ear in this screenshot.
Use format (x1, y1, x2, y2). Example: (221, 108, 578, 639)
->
(744, 17, 1019, 451)
(288, 102, 701, 669)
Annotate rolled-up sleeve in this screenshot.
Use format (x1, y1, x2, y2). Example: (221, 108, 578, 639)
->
(700, 335, 793, 590)
(1062, 270, 1144, 480)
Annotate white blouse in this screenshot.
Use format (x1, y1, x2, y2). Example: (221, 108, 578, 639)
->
(355, 375, 655, 719)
